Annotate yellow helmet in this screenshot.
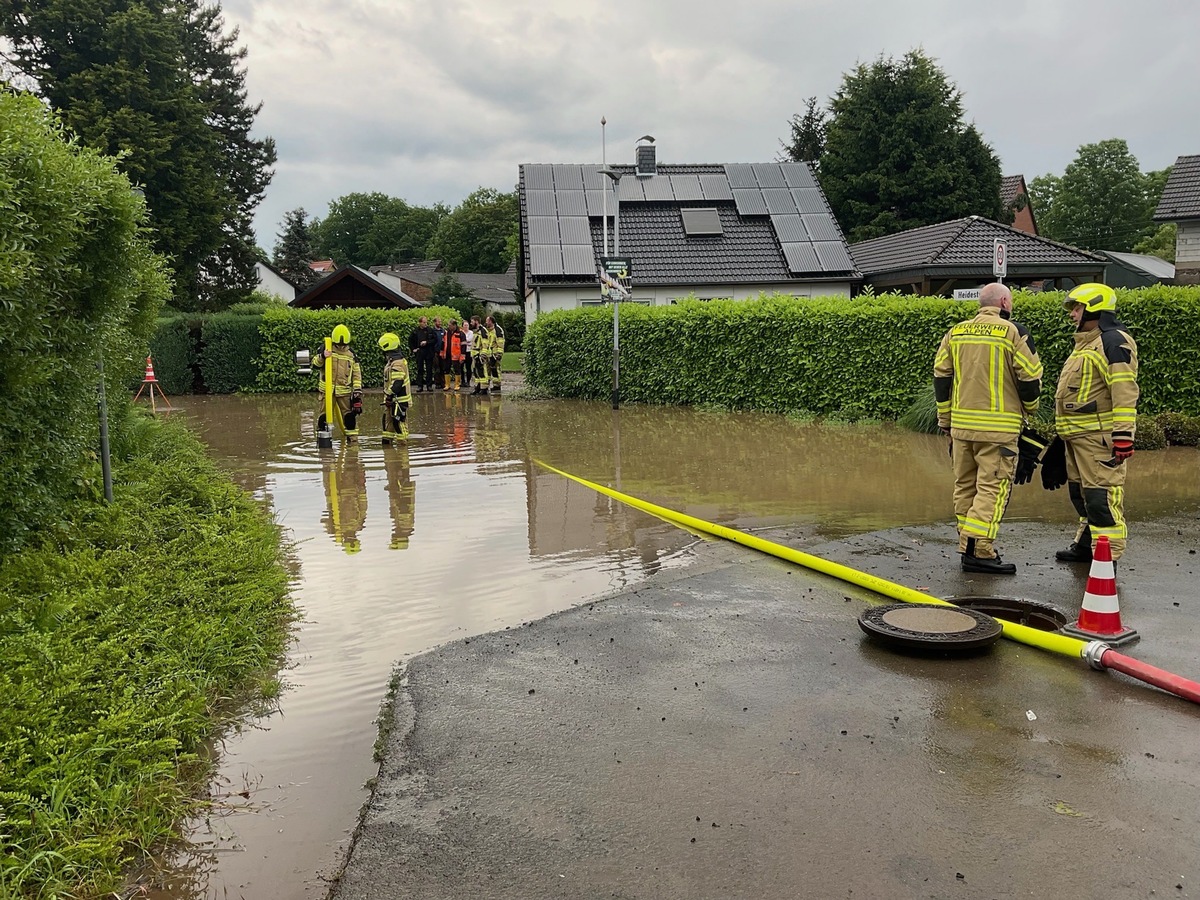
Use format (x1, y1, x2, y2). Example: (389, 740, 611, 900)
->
(378, 332, 401, 352)
(332, 324, 351, 345)
(1065, 283, 1116, 314)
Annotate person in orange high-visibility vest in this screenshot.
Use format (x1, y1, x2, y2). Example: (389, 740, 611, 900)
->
(440, 319, 466, 391)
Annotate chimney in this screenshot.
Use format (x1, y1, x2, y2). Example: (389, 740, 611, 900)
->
(635, 135, 657, 178)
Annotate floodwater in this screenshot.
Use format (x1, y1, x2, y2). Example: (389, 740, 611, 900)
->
(147, 389, 1200, 899)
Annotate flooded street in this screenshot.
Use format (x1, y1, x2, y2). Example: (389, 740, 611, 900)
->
(154, 390, 1200, 898)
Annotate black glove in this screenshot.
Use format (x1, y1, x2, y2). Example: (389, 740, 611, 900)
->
(1014, 427, 1047, 485)
(1040, 436, 1067, 491)
(350, 393, 363, 415)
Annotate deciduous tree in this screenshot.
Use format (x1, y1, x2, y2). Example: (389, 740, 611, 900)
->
(311, 192, 445, 267)
(426, 188, 518, 273)
(816, 49, 1002, 242)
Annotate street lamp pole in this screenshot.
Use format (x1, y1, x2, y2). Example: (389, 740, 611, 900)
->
(600, 166, 622, 410)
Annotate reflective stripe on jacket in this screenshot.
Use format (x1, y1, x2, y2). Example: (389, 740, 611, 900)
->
(383, 353, 411, 403)
(441, 330, 465, 362)
(933, 307, 1043, 441)
(318, 349, 362, 396)
(1055, 324, 1139, 439)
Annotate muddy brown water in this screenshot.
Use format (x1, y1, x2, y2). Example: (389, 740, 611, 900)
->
(144, 390, 1200, 898)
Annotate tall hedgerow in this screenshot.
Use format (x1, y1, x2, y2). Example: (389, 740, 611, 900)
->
(0, 91, 171, 552)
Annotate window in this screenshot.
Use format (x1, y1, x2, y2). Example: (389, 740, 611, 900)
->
(680, 208, 723, 237)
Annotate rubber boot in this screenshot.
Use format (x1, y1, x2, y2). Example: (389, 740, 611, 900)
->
(1056, 526, 1093, 563)
(961, 537, 1016, 575)
(454, 375, 461, 391)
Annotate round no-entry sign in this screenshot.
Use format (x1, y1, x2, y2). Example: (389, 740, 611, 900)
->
(993, 239, 1008, 278)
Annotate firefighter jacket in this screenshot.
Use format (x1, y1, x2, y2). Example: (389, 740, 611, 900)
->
(491, 324, 506, 357)
(318, 348, 362, 397)
(383, 352, 411, 402)
(933, 307, 1043, 441)
(474, 326, 495, 358)
(1054, 319, 1139, 440)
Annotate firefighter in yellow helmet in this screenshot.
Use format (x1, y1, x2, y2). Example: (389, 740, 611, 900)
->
(317, 324, 363, 442)
(378, 332, 411, 444)
(1051, 283, 1139, 563)
(933, 282, 1043, 574)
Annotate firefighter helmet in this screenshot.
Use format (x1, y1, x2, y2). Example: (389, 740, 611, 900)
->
(1064, 283, 1116, 314)
(378, 332, 401, 352)
(332, 324, 351, 345)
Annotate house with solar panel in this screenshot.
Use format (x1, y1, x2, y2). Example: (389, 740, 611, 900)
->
(517, 150, 858, 320)
(1152, 154, 1200, 284)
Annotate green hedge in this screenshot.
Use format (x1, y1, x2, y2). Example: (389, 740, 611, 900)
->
(253, 305, 459, 392)
(148, 316, 197, 394)
(201, 313, 264, 393)
(525, 287, 1200, 419)
(0, 92, 170, 553)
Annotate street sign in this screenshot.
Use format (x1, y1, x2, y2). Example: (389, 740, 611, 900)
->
(599, 256, 632, 301)
(953, 288, 981, 301)
(993, 239, 1008, 279)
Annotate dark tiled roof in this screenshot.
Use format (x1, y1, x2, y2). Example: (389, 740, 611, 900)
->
(369, 260, 445, 285)
(291, 265, 421, 309)
(1153, 155, 1200, 221)
(519, 162, 856, 285)
(1000, 175, 1026, 208)
(453, 272, 518, 305)
(850, 216, 1104, 275)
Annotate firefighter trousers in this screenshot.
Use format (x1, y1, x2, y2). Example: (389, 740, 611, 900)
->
(1064, 432, 1128, 560)
(952, 437, 1018, 558)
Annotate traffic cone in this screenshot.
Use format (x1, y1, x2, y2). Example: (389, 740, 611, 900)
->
(1061, 536, 1139, 645)
(133, 355, 172, 412)
(143, 356, 158, 382)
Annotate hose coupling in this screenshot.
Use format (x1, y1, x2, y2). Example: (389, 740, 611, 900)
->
(1082, 640, 1111, 671)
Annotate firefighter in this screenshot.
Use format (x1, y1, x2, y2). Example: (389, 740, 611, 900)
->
(317, 323, 363, 443)
(379, 332, 411, 444)
(471, 315, 493, 395)
(933, 283, 1043, 573)
(484, 315, 505, 393)
(1053, 283, 1139, 563)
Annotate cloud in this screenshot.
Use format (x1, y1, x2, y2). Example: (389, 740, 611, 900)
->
(225, 0, 1200, 248)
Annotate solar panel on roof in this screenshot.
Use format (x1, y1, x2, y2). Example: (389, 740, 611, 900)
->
(752, 164, 787, 188)
(782, 242, 820, 273)
(669, 174, 704, 201)
(552, 165, 585, 189)
(803, 214, 842, 242)
(762, 188, 798, 215)
(528, 216, 559, 245)
(585, 189, 614, 217)
(527, 190, 556, 215)
(725, 164, 758, 188)
(814, 241, 854, 271)
(780, 163, 817, 189)
(771, 214, 809, 243)
(561, 244, 596, 274)
(792, 188, 827, 215)
(556, 190, 587, 216)
(530, 244, 564, 276)
(559, 217, 591, 245)
(681, 208, 723, 236)
(699, 174, 734, 201)
(582, 168, 607, 190)
(642, 176, 674, 201)
(524, 165, 554, 190)
(732, 188, 769, 216)
(618, 179, 645, 202)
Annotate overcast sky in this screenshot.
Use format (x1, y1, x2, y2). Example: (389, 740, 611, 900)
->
(220, 0, 1200, 250)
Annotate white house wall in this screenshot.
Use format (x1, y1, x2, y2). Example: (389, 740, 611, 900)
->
(526, 282, 852, 321)
(255, 263, 296, 302)
(1177, 220, 1200, 269)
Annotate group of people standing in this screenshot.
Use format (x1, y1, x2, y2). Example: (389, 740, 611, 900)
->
(934, 281, 1139, 574)
(408, 315, 505, 395)
(315, 316, 506, 447)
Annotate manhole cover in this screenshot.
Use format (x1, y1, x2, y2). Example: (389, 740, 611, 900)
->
(859, 603, 1003, 653)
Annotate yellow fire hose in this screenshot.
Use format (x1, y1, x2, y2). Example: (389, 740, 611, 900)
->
(534, 459, 1088, 658)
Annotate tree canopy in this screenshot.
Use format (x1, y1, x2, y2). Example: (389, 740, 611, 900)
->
(779, 96, 826, 168)
(426, 188, 518, 274)
(273, 208, 319, 289)
(311, 192, 446, 268)
(805, 49, 1002, 242)
(0, 0, 276, 311)
(1029, 140, 1165, 253)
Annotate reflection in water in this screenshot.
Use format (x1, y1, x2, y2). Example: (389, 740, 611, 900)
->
(150, 393, 1199, 900)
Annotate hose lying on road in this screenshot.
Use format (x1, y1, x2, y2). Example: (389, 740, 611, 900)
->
(535, 459, 1200, 710)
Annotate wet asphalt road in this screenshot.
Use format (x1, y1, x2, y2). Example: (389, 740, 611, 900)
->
(331, 518, 1200, 900)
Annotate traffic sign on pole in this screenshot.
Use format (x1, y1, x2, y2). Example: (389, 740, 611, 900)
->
(993, 239, 1008, 280)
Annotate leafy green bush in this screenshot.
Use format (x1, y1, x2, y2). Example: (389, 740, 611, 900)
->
(495, 311, 526, 352)
(1134, 416, 1167, 450)
(201, 312, 264, 393)
(253, 305, 457, 392)
(0, 92, 171, 553)
(148, 316, 198, 394)
(1174, 416, 1200, 447)
(526, 288, 1200, 419)
(0, 418, 291, 896)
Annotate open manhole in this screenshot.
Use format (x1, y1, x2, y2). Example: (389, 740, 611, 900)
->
(947, 596, 1068, 632)
(858, 603, 1003, 654)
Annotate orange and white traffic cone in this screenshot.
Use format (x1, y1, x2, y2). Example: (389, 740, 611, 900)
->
(133, 355, 172, 412)
(1061, 536, 1138, 645)
(143, 357, 157, 383)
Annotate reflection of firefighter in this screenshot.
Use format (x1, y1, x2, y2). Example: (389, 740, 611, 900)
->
(472, 394, 510, 463)
(378, 332, 411, 444)
(322, 443, 367, 553)
(317, 324, 363, 442)
(383, 444, 416, 550)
